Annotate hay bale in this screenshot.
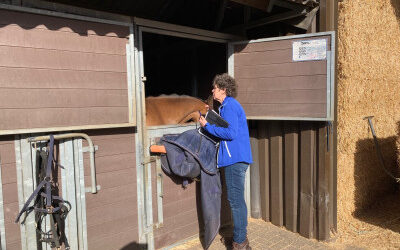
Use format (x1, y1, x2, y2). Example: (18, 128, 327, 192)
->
(337, 0, 400, 235)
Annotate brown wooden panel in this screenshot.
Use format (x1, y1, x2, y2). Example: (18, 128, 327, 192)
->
(0, 143, 16, 164)
(257, 121, 270, 222)
(1, 163, 17, 185)
(88, 227, 140, 250)
(0, 89, 127, 109)
(83, 153, 136, 176)
(0, 46, 126, 73)
(269, 121, 283, 226)
(318, 124, 330, 240)
(0, 24, 127, 54)
(87, 168, 136, 192)
(0, 9, 130, 38)
(7, 240, 21, 250)
(235, 48, 293, 66)
(242, 104, 326, 118)
(237, 89, 327, 104)
(86, 197, 137, 227)
(2, 183, 19, 205)
(4, 220, 20, 246)
(299, 123, 315, 238)
(0, 9, 131, 131)
(3, 202, 19, 225)
(0, 67, 126, 89)
(236, 75, 327, 91)
(87, 215, 138, 240)
(284, 121, 299, 232)
(234, 36, 331, 54)
(235, 60, 327, 79)
(0, 107, 128, 130)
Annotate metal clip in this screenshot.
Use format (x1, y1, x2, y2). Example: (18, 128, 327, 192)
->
(142, 156, 156, 165)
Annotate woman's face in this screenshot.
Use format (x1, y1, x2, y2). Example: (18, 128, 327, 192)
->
(212, 84, 226, 103)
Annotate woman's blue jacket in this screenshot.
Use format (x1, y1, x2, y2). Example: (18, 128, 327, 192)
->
(204, 96, 253, 167)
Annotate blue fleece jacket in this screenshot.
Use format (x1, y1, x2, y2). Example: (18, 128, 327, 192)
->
(204, 96, 253, 167)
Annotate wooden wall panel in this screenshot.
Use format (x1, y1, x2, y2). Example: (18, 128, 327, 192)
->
(256, 121, 333, 241)
(234, 35, 331, 120)
(81, 128, 138, 249)
(284, 121, 299, 232)
(269, 121, 283, 226)
(0, 9, 131, 132)
(258, 121, 270, 222)
(299, 123, 315, 238)
(0, 136, 21, 250)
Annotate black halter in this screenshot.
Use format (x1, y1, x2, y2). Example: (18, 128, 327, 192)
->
(15, 135, 70, 249)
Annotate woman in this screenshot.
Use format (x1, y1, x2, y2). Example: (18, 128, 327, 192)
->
(199, 73, 253, 250)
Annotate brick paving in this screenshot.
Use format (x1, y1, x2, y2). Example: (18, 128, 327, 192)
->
(168, 218, 332, 250)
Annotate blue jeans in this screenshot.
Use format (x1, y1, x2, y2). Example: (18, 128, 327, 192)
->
(224, 162, 248, 244)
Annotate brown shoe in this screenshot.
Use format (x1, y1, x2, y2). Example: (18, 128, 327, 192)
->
(232, 238, 251, 250)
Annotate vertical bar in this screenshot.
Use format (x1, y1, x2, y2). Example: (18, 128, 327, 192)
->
(299, 122, 315, 238)
(0, 156, 7, 250)
(250, 126, 261, 218)
(269, 121, 283, 226)
(133, 23, 146, 245)
(258, 121, 270, 222)
(284, 121, 298, 232)
(129, 24, 137, 125)
(318, 124, 330, 240)
(245, 164, 251, 217)
(60, 139, 79, 250)
(74, 139, 88, 250)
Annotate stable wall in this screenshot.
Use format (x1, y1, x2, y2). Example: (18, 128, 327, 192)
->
(337, 0, 400, 231)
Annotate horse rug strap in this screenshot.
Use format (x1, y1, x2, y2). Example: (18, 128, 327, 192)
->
(15, 135, 70, 249)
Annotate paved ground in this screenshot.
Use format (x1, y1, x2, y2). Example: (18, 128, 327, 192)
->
(170, 218, 332, 250)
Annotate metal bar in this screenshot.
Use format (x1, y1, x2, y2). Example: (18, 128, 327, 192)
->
(138, 26, 155, 250)
(60, 139, 79, 250)
(247, 116, 330, 121)
(75, 139, 88, 250)
(139, 26, 229, 44)
(0, 3, 131, 26)
(134, 17, 242, 41)
(0, 156, 7, 250)
(27, 133, 98, 194)
(0, 123, 135, 136)
(155, 155, 164, 228)
(134, 22, 146, 245)
(229, 31, 335, 45)
(147, 124, 197, 138)
(227, 43, 234, 77)
(129, 24, 137, 126)
(326, 52, 331, 121)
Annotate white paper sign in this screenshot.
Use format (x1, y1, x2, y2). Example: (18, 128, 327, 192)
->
(292, 39, 327, 61)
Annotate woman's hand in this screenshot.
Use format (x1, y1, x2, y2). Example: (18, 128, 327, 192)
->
(199, 116, 208, 127)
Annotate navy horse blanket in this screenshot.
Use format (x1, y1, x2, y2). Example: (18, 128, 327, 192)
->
(160, 129, 221, 249)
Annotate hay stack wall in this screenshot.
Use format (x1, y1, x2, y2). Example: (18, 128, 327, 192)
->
(337, 0, 400, 231)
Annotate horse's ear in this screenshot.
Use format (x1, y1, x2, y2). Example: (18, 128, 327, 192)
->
(205, 95, 214, 110)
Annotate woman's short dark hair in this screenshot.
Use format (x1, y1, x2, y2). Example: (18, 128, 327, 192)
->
(213, 73, 237, 97)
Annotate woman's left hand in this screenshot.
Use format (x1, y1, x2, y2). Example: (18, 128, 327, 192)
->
(199, 116, 208, 127)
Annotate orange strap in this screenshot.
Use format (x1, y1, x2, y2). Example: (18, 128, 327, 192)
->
(149, 145, 166, 154)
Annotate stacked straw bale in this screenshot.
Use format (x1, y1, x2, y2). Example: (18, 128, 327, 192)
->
(337, 0, 400, 234)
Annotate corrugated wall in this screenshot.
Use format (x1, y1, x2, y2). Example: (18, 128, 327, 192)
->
(250, 120, 334, 240)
